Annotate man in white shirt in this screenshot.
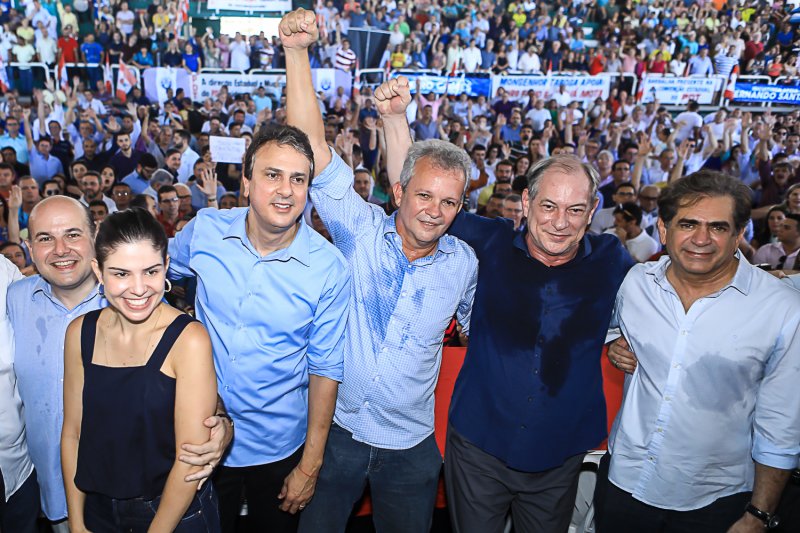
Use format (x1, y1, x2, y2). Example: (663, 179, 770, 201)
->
(34, 25, 56, 66)
(517, 45, 541, 73)
(525, 98, 552, 132)
(173, 129, 200, 183)
(0, 257, 39, 533)
(599, 171, 800, 532)
(609, 202, 659, 262)
(462, 39, 482, 73)
(553, 84, 572, 108)
(229, 34, 251, 71)
(752, 214, 800, 270)
(673, 100, 703, 143)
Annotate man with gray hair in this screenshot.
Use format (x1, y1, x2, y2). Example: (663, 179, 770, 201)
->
(381, 82, 636, 531)
(280, 10, 478, 531)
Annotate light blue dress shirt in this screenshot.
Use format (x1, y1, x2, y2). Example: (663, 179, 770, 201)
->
(607, 254, 800, 511)
(6, 276, 105, 520)
(168, 207, 350, 467)
(311, 151, 478, 450)
(29, 148, 64, 186)
(0, 134, 29, 164)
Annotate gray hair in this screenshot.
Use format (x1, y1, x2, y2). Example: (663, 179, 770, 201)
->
(398, 140, 472, 194)
(525, 154, 600, 204)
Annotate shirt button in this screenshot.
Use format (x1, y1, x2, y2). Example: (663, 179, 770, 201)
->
(533, 369, 539, 374)
(364, 401, 369, 407)
(373, 376, 380, 382)
(382, 347, 388, 353)
(520, 424, 526, 429)
(648, 456, 655, 462)
(681, 330, 687, 336)
(673, 363, 681, 369)
(401, 291, 407, 297)
(528, 396, 533, 402)
(664, 395, 671, 401)
(224, 385, 229, 391)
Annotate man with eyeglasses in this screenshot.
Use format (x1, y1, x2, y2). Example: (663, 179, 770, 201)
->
(41, 180, 61, 198)
(591, 183, 637, 235)
(753, 214, 800, 270)
(638, 185, 661, 236)
(174, 183, 194, 219)
(598, 161, 633, 208)
(156, 185, 181, 237)
(0, 117, 29, 165)
(121, 153, 159, 200)
(110, 183, 132, 210)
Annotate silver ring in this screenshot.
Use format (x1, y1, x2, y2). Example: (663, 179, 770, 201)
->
(611, 359, 619, 368)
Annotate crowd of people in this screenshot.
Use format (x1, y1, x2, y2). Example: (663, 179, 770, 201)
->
(1, 1, 800, 533)
(1, 0, 800, 85)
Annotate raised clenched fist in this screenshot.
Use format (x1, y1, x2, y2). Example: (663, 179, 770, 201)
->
(373, 76, 412, 117)
(279, 8, 319, 50)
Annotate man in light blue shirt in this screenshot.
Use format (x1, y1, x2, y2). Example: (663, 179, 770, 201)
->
(7, 196, 230, 532)
(0, 117, 29, 164)
(597, 171, 800, 532)
(168, 123, 350, 533)
(280, 11, 478, 532)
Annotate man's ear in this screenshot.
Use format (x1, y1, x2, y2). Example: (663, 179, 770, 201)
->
(392, 181, 404, 208)
(657, 218, 668, 246)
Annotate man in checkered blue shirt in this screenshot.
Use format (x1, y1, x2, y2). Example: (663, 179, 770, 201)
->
(281, 10, 479, 532)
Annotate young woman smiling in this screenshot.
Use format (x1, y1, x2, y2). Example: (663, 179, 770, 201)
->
(61, 208, 220, 532)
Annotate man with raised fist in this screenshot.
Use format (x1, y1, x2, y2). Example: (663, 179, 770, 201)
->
(280, 9, 478, 532)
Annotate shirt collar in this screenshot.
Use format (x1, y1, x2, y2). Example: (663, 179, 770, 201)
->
(223, 208, 311, 267)
(383, 212, 456, 256)
(31, 275, 104, 308)
(646, 250, 752, 296)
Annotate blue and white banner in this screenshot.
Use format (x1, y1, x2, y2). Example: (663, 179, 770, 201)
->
(396, 72, 493, 98)
(144, 68, 349, 103)
(733, 83, 800, 105)
(638, 76, 719, 105)
(491, 75, 611, 106)
(207, 0, 291, 11)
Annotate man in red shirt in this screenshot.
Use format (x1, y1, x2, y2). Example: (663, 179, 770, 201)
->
(743, 32, 763, 65)
(589, 48, 607, 76)
(57, 25, 79, 63)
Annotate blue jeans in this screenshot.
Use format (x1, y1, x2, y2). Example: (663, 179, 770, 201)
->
(84, 480, 221, 532)
(299, 423, 442, 533)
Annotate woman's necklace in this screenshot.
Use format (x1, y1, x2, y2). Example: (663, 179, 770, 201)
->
(103, 304, 164, 366)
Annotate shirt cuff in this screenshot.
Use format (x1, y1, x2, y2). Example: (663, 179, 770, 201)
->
(752, 431, 800, 470)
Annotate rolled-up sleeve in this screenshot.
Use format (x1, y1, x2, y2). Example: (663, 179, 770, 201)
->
(305, 259, 351, 382)
(752, 309, 800, 469)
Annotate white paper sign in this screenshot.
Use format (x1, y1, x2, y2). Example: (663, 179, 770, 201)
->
(210, 136, 246, 164)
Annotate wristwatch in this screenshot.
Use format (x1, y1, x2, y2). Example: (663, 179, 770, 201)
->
(745, 503, 780, 529)
(216, 412, 234, 427)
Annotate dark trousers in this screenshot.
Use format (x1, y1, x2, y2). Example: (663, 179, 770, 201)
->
(298, 423, 443, 533)
(213, 446, 303, 533)
(83, 480, 220, 532)
(594, 453, 751, 533)
(774, 470, 800, 533)
(0, 468, 40, 533)
(444, 424, 583, 533)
